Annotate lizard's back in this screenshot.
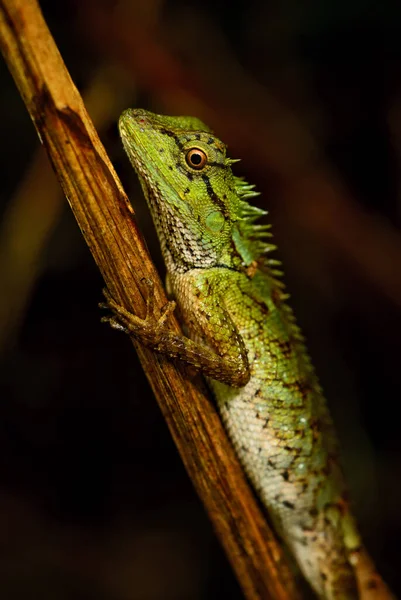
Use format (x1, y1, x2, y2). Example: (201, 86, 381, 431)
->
(172, 265, 360, 599)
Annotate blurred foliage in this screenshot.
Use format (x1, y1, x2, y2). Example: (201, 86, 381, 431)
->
(0, 0, 401, 598)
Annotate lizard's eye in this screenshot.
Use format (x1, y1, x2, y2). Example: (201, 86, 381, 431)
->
(185, 148, 208, 170)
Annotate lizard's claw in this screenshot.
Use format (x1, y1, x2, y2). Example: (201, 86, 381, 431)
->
(99, 283, 176, 343)
(158, 299, 176, 327)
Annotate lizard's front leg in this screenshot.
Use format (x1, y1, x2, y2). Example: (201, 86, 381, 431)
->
(101, 280, 250, 388)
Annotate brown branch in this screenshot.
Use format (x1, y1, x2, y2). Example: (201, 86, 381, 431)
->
(0, 1, 300, 599)
(0, 65, 136, 353)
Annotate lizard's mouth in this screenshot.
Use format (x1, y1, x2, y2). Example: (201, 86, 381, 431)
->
(120, 124, 168, 191)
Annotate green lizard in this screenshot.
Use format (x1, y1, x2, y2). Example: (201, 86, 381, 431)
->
(104, 108, 392, 599)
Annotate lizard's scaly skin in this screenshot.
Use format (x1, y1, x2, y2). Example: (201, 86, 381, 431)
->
(115, 109, 390, 599)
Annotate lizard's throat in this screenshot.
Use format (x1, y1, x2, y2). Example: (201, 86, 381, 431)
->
(141, 180, 219, 274)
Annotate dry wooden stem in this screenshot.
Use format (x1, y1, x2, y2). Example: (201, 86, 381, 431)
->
(0, 1, 300, 599)
(0, 66, 135, 353)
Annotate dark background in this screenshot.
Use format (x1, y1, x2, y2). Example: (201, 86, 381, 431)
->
(0, 0, 401, 598)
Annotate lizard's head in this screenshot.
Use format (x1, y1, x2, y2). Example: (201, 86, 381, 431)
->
(119, 109, 273, 272)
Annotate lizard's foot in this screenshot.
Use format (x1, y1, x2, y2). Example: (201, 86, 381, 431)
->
(100, 281, 250, 386)
(100, 280, 176, 344)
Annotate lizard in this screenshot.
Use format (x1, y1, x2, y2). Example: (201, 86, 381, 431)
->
(103, 108, 393, 599)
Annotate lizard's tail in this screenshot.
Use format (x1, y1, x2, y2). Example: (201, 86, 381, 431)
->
(341, 507, 394, 599)
(289, 504, 394, 600)
(350, 546, 394, 600)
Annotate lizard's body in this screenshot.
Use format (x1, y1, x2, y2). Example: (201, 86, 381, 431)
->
(170, 264, 357, 598)
(109, 108, 391, 599)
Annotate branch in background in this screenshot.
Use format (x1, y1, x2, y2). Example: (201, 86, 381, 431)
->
(81, 1, 401, 310)
(0, 1, 301, 599)
(0, 65, 136, 353)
